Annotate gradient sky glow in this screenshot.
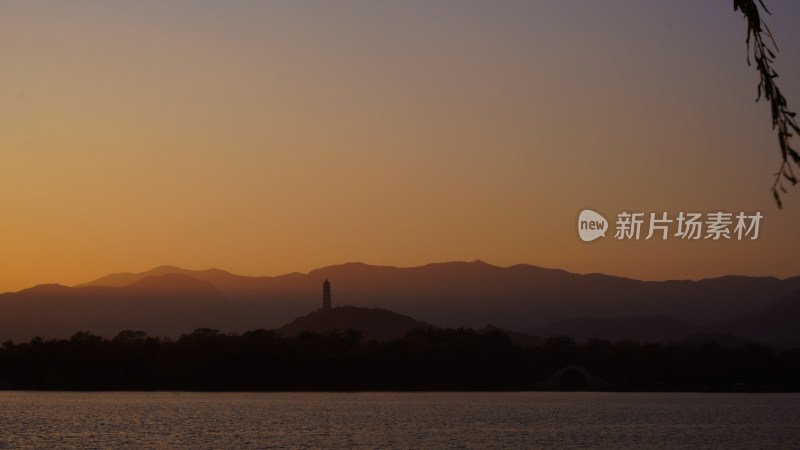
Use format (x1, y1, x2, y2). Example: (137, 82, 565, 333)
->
(2, 1, 800, 292)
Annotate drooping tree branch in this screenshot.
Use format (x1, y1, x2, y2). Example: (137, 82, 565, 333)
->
(734, 0, 800, 208)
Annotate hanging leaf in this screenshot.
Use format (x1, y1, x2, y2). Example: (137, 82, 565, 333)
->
(736, 0, 800, 206)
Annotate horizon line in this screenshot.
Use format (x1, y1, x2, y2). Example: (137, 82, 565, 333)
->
(4, 260, 796, 295)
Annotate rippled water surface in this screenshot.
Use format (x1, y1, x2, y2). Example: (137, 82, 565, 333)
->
(1, 391, 799, 448)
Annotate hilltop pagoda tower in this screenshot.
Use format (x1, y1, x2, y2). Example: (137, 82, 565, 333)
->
(322, 278, 331, 310)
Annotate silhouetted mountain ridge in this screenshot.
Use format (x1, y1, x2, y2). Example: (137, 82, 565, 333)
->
(719, 289, 800, 348)
(127, 273, 221, 293)
(16, 284, 74, 296)
(0, 261, 798, 346)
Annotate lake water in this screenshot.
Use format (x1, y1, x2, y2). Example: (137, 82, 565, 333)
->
(1, 391, 798, 448)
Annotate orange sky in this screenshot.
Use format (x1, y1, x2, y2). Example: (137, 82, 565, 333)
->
(2, 1, 800, 293)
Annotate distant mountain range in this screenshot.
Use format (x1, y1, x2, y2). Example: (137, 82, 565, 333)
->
(1, 261, 799, 347)
(718, 288, 800, 348)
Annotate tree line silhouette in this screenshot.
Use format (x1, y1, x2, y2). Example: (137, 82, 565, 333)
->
(1, 328, 799, 391)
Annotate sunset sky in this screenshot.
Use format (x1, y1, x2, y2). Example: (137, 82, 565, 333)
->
(2, 1, 800, 293)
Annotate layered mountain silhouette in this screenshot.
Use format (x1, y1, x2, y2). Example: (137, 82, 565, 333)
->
(718, 289, 800, 348)
(1, 261, 799, 346)
(0, 274, 228, 341)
